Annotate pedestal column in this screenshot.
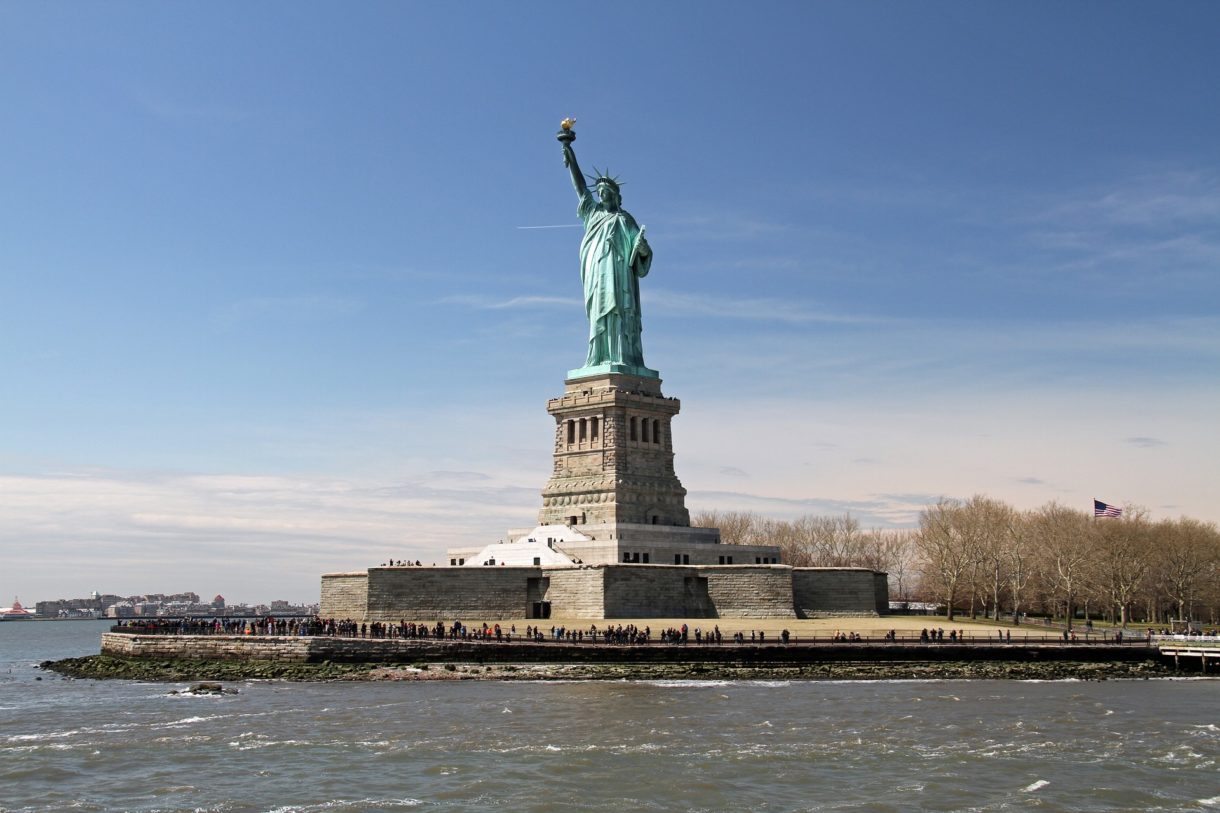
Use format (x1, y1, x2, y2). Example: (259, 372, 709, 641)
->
(539, 372, 690, 528)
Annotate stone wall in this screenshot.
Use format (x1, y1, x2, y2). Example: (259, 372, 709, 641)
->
(702, 566, 797, 618)
(792, 568, 884, 618)
(552, 524, 780, 567)
(320, 564, 888, 621)
(364, 567, 535, 621)
(101, 632, 311, 662)
(543, 568, 605, 618)
(320, 572, 369, 620)
(873, 572, 890, 615)
(100, 632, 1157, 669)
(602, 566, 706, 617)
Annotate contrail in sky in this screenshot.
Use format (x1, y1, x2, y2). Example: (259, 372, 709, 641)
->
(516, 224, 582, 229)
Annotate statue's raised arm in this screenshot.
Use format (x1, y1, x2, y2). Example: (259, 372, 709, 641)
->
(557, 119, 588, 200)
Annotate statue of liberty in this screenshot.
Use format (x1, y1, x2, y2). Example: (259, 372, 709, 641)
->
(558, 120, 657, 378)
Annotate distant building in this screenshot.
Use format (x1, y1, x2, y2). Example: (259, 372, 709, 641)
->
(889, 601, 944, 615)
(1, 597, 34, 621)
(106, 602, 135, 618)
(133, 602, 162, 616)
(31, 589, 316, 618)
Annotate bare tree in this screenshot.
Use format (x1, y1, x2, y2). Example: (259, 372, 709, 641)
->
(787, 514, 868, 567)
(914, 499, 979, 621)
(1032, 502, 1094, 631)
(972, 499, 1018, 621)
(1093, 507, 1153, 627)
(859, 528, 916, 585)
(696, 510, 906, 573)
(692, 510, 763, 547)
(883, 529, 917, 598)
(1154, 517, 1220, 624)
(1006, 509, 1036, 624)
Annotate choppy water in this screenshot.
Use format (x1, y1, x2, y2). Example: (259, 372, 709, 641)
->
(2, 622, 1218, 812)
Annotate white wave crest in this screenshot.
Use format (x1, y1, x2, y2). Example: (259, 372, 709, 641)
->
(164, 716, 215, 725)
(265, 799, 423, 812)
(5, 729, 82, 742)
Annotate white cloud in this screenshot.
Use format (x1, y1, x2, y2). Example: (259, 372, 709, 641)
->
(1060, 170, 1220, 227)
(0, 467, 539, 605)
(676, 389, 1220, 530)
(4, 369, 1216, 606)
(686, 489, 935, 527)
(654, 313, 1220, 400)
(425, 470, 492, 482)
(1023, 169, 1220, 281)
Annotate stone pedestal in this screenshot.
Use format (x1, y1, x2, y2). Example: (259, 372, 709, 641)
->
(539, 372, 691, 528)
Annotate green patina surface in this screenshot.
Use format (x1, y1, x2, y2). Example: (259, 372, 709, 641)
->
(566, 361, 659, 380)
(559, 125, 658, 380)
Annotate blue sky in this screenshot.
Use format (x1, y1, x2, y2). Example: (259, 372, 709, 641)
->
(2, 3, 1218, 604)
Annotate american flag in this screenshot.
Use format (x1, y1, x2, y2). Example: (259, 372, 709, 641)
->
(1094, 499, 1122, 518)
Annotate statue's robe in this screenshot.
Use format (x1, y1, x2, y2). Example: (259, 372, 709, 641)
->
(577, 189, 651, 368)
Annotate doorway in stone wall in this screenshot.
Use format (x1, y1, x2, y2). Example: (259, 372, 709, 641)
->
(530, 601, 552, 619)
(683, 575, 712, 617)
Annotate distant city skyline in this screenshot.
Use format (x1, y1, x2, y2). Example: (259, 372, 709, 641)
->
(2, 4, 1218, 603)
(31, 589, 319, 618)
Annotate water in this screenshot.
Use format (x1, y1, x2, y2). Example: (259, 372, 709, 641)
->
(2, 622, 1218, 812)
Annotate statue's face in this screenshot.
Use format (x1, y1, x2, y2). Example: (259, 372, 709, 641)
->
(598, 183, 621, 210)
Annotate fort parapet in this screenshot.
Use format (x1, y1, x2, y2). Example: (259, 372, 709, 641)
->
(320, 563, 886, 622)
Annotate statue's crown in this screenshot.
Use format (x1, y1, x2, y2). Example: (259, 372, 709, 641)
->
(587, 168, 623, 191)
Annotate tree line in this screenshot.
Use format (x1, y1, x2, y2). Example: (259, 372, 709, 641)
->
(694, 497, 1220, 628)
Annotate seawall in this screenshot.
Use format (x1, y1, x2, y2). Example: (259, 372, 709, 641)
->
(99, 632, 1159, 667)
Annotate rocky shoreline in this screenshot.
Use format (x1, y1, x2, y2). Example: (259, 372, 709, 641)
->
(43, 654, 1172, 683)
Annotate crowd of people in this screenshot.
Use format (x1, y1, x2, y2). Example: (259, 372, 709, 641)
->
(112, 617, 1162, 645)
(113, 617, 790, 645)
(112, 617, 319, 636)
(919, 628, 969, 642)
